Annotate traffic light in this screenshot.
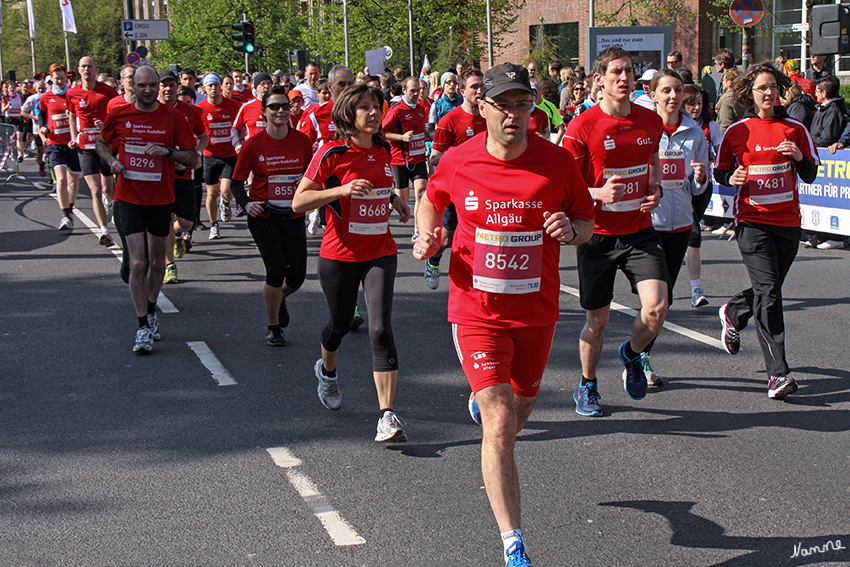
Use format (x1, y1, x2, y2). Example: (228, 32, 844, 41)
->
(232, 21, 255, 53)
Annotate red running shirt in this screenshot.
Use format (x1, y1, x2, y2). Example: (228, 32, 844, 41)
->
(563, 103, 663, 236)
(196, 96, 241, 158)
(298, 101, 336, 149)
(170, 100, 206, 181)
(427, 133, 595, 329)
(38, 90, 73, 146)
(382, 101, 428, 166)
(232, 99, 266, 141)
(304, 140, 398, 262)
(232, 129, 313, 218)
(67, 82, 119, 149)
(527, 106, 549, 137)
(715, 115, 818, 227)
(432, 105, 486, 153)
(100, 103, 196, 206)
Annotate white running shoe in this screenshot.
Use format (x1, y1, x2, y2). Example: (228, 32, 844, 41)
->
(307, 209, 322, 235)
(375, 410, 407, 442)
(133, 327, 153, 354)
(315, 359, 341, 410)
(59, 216, 73, 231)
(219, 198, 232, 222)
(817, 240, 846, 250)
(208, 223, 221, 239)
(147, 313, 161, 341)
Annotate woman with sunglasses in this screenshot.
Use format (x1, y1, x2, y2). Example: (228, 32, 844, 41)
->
(293, 84, 411, 442)
(230, 85, 314, 346)
(714, 62, 819, 400)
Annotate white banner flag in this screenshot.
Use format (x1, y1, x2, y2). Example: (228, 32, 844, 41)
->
(26, 0, 35, 39)
(60, 0, 77, 33)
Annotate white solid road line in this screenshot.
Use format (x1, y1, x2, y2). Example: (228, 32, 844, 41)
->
(44, 184, 179, 313)
(559, 284, 725, 351)
(186, 341, 237, 386)
(266, 447, 366, 547)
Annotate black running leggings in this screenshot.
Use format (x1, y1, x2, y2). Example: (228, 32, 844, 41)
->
(317, 254, 399, 372)
(246, 214, 308, 289)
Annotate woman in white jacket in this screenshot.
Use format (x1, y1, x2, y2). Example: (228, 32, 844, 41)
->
(634, 69, 712, 387)
(650, 69, 710, 302)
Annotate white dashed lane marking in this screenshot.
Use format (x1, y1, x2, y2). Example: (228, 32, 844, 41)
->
(187, 341, 237, 386)
(266, 447, 366, 546)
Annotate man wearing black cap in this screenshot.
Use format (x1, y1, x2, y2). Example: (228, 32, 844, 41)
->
(233, 72, 273, 154)
(413, 63, 595, 567)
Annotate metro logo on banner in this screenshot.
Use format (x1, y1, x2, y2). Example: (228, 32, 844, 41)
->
(60, 0, 76, 34)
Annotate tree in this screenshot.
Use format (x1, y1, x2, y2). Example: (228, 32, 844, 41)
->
(1, 0, 124, 78)
(595, 0, 686, 26)
(301, 0, 524, 75)
(151, 0, 307, 74)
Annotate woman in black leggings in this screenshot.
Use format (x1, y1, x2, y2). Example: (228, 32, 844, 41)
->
(293, 84, 411, 442)
(231, 85, 314, 346)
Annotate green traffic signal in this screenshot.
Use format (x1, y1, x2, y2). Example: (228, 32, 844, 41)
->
(232, 21, 255, 53)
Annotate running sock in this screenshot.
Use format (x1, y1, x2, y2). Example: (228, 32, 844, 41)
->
(580, 376, 597, 387)
(138, 317, 148, 328)
(147, 301, 156, 315)
(624, 341, 639, 360)
(380, 408, 393, 416)
(100, 226, 109, 235)
(268, 324, 281, 331)
(322, 365, 337, 378)
(69, 203, 74, 214)
(429, 257, 441, 268)
(62, 207, 71, 218)
(690, 279, 701, 292)
(501, 529, 524, 559)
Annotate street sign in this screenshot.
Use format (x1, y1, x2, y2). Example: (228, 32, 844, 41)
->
(136, 46, 148, 58)
(127, 51, 141, 65)
(121, 20, 170, 41)
(729, 0, 764, 27)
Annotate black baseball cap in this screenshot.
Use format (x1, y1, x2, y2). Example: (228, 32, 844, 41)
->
(481, 63, 533, 98)
(253, 72, 272, 85)
(158, 70, 179, 83)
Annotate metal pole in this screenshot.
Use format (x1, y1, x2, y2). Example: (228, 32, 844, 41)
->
(243, 11, 249, 75)
(589, 0, 595, 28)
(30, 37, 36, 76)
(408, 0, 414, 75)
(64, 31, 71, 70)
(449, 26, 453, 64)
(0, 35, 5, 79)
(800, 0, 808, 74)
(486, 0, 493, 68)
(343, 0, 350, 67)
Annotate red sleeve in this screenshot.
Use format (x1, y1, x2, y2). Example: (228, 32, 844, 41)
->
(297, 111, 317, 144)
(233, 104, 247, 130)
(190, 107, 205, 138)
(304, 143, 337, 185)
(425, 150, 455, 212)
(232, 137, 255, 182)
(381, 105, 399, 132)
(432, 113, 455, 153)
(563, 158, 595, 221)
(715, 125, 740, 171)
(172, 108, 196, 151)
(100, 110, 118, 144)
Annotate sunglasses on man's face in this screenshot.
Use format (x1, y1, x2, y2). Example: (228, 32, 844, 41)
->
(265, 103, 291, 111)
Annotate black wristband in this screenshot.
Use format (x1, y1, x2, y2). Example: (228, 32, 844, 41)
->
(566, 221, 579, 244)
(165, 147, 174, 158)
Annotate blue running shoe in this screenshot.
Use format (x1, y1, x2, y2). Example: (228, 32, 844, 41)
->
(505, 539, 533, 567)
(573, 382, 602, 416)
(619, 341, 647, 400)
(468, 392, 481, 425)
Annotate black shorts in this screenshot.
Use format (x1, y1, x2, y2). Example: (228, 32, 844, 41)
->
(246, 212, 308, 289)
(78, 148, 112, 177)
(45, 144, 81, 173)
(442, 203, 458, 231)
(576, 226, 670, 310)
(689, 189, 713, 248)
(391, 161, 429, 189)
(203, 155, 237, 185)
(9, 118, 26, 133)
(113, 200, 173, 238)
(174, 178, 195, 222)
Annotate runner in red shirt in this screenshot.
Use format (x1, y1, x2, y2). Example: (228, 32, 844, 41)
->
(292, 83, 411, 442)
(96, 66, 198, 355)
(38, 63, 81, 231)
(232, 72, 273, 151)
(196, 73, 242, 238)
(714, 62, 818, 399)
(158, 69, 209, 284)
(297, 65, 355, 236)
(382, 76, 430, 209)
(423, 69, 486, 289)
(413, 63, 594, 567)
(230, 69, 254, 104)
(67, 56, 119, 247)
(231, 85, 314, 346)
(562, 46, 666, 416)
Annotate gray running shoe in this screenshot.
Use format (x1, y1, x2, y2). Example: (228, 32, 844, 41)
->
(315, 358, 341, 410)
(375, 410, 407, 442)
(133, 327, 153, 354)
(147, 313, 161, 341)
(768, 375, 798, 399)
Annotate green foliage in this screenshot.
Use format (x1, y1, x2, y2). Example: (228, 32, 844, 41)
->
(705, 0, 783, 38)
(151, 0, 307, 74)
(526, 24, 560, 68)
(302, 0, 524, 75)
(596, 0, 686, 26)
(1, 0, 124, 78)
